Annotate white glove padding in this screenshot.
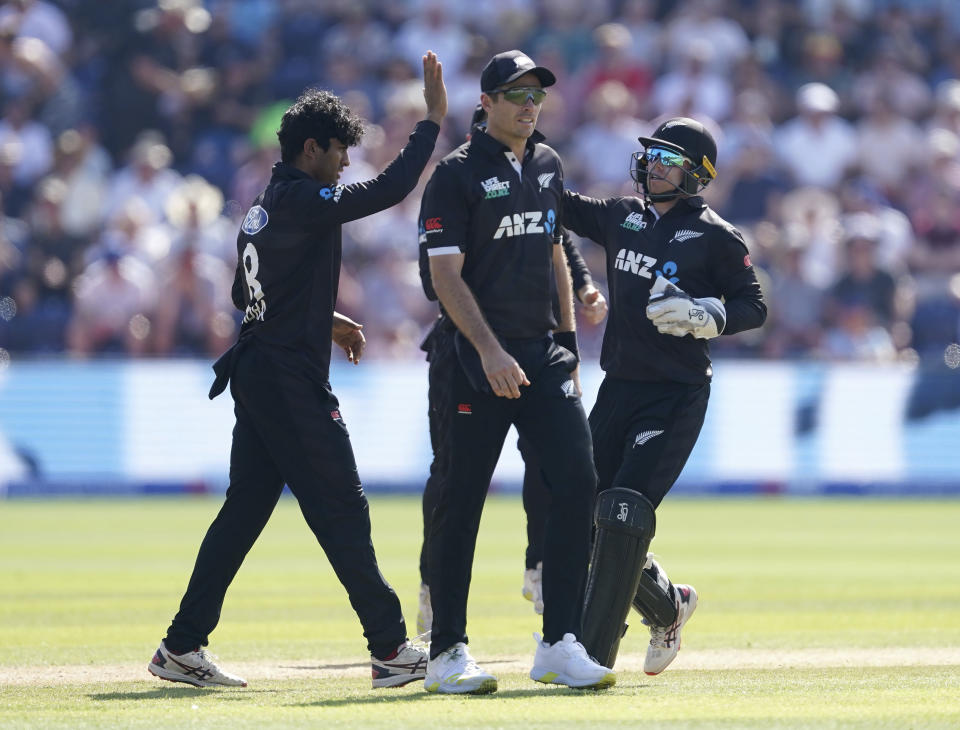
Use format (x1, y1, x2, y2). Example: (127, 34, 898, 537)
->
(646, 277, 726, 339)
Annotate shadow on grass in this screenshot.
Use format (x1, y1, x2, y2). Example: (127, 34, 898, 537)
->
(292, 684, 646, 707)
(89, 688, 256, 701)
(277, 662, 367, 672)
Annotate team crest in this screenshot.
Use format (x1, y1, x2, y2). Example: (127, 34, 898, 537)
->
(241, 205, 268, 235)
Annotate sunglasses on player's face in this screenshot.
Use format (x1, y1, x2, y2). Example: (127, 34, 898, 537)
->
(492, 86, 547, 106)
(644, 146, 689, 168)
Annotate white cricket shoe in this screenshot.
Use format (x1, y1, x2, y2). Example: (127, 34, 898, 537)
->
(424, 642, 497, 694)
(371, 641, 429, 688)
(148, 641, 247, 687)
(530, 633, 616, 689)
(416, 582, 433, 635)
(521, 561, 544, 615)
(644, 584, 698, 675)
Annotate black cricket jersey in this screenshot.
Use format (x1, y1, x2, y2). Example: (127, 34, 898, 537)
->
(562, 191, 766, 384)
(418, 128, 564, 339)
(228, 120, 440, 386)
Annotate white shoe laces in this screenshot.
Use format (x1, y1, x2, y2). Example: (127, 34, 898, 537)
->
(194, 648, 217, 666)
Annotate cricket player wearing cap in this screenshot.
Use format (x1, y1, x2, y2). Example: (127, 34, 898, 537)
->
(417, 50, 615, 694)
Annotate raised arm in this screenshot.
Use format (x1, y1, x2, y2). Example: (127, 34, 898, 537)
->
(307, 52, 447, 225)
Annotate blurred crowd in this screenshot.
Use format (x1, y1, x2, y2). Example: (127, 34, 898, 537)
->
(0, 0, 959, 371)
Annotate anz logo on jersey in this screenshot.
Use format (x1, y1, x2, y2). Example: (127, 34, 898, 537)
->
(614, 249, 681, 284)
(493, 208, 556, 239)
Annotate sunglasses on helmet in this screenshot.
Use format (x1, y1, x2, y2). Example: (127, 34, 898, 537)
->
(491, 86, 547, 106)
(644, 146, 689, 168)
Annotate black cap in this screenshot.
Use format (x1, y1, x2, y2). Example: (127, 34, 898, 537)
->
(480, 50, 556, 93)
(638, 117, 718, 178)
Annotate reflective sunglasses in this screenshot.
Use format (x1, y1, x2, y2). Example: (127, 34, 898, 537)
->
(493, 86, 547, 106)
(644, 146, 689, 168)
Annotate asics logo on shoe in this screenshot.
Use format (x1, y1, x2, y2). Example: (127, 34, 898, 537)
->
(634, 429, 664, 447)
(169, 656, 215, 681)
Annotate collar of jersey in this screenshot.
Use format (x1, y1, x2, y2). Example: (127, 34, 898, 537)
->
(644, 195, 706, 217)
(271, 162, 317, 181)
(470, 127, 546, 161)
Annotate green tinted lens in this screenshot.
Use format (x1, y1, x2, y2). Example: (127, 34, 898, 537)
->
(645, 146, 687, 167)
(501, 87, 547, 105)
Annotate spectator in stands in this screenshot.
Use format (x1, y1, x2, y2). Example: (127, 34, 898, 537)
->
(851, 41, 931, 121)
(45, 128, 106, 240)
(854, 92, 924, 196)
(774, 82, 856, 190)
(151, 240, 234, 356)
(66, 248, 156, 356)
(762, 234, 826, 359)
(838, 180, 914, 275)
(162, 174, 234, 265)
(826, 218, 901, 331)
(928, 79, 960, 139)
(577, 23, 652, 103)
(661, 0, 749, 74)
(650, 42, 733, 122)
(103, 131, 181, 224)
(0, 94, 51, 186)
(98, 0, 215, 163)
(0, 0, 71, 58)
(820, 299, 897, 362)
(567, 80, 648, 193)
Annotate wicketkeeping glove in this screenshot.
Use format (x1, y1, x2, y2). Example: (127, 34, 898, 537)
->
(645, 276, 726, 339)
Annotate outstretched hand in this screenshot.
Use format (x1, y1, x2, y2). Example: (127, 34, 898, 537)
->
(422, 50, 447, 125)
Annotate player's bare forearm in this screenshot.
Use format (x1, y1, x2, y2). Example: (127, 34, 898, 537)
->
(553, 242, 576, 333)
(429, 255, 499, 355)
(430, 253, 529, 398)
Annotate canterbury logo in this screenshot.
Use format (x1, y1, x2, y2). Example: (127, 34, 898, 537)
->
(537, 172, 555, 190)
(670, 229, 703, 244)
(634, 429, 664, 447)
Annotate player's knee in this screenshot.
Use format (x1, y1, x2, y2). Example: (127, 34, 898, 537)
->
(594, 487, 656, 538)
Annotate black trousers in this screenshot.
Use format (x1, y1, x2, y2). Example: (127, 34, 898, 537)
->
(165, 343, 406, 658)
(419, 328, 551, 583)
(428, 338, 597, 656)
(516, 434, 550, 570)
(589, 376, 710, 508)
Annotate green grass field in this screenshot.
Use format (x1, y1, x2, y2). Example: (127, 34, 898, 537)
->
(1, 496, 959, 729)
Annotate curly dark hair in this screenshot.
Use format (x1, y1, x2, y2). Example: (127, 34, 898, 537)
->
(277, 89, 365, 163)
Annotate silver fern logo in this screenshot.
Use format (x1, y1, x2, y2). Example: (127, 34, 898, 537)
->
(561, 379, 577, 398)
(537, 172, 555, 191)
(669, 229, 703, 244)
(634, 429, 664, 447)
